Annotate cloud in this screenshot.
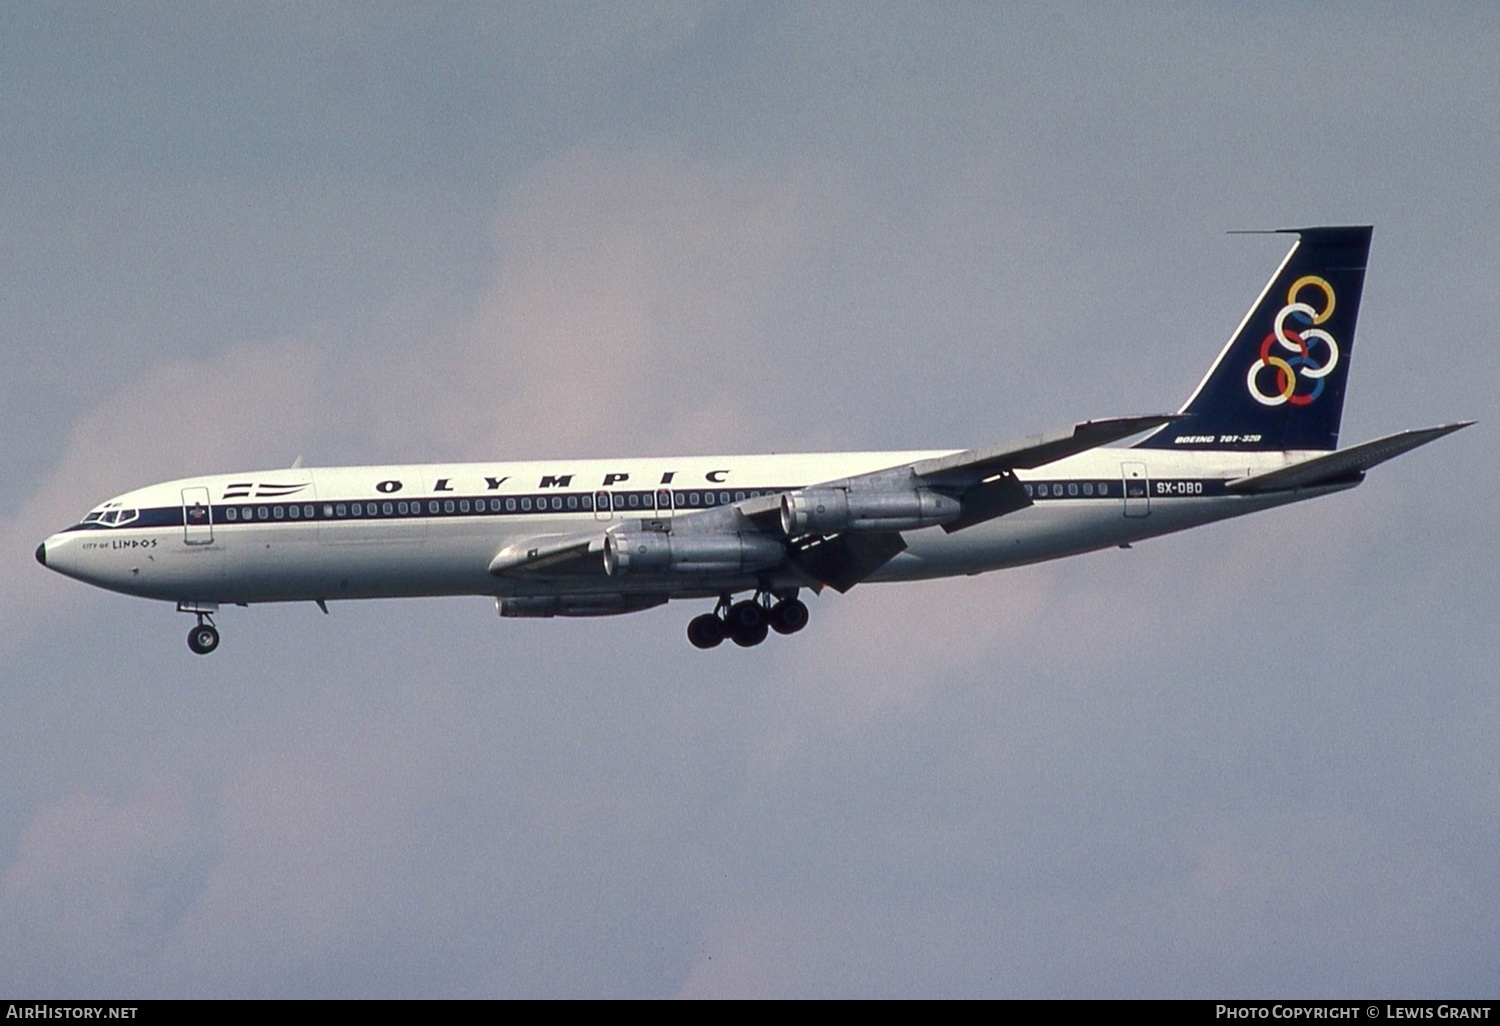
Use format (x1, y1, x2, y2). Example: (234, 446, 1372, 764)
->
(675, 902, 824, 998)
(1134, 813, 1484, 996)
(157, 744, 433, 994)
(5, 4, 1499, 999)
(0, 783, 197, 992)
(2, 337, 330, 651)
(7, 143, 839, 649)
(447, 146, 839, 459)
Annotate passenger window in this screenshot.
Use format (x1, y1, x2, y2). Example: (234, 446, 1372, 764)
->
(350, 504, 361, 517)
(521, 498, 531, 511)
(459, 500, 470, 513)
(383, 502, 394, 515)
(288, 505, 299, 518)
(444, 500, 455, 514)
(226, 508, 237, 521)
(1024, 484, 1033, 497)
(258, 507, 270, 519)
(566, 496, 577, 510)
(1068, 484, 1078, 497)
(506, 498, 516, 512)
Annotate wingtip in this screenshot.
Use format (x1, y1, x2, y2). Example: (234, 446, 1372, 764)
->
(1421, 420, 1475, 436)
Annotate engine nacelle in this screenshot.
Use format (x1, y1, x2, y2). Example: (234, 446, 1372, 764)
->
(498, 594, 667, 617)
(603, 530, 785, 576)
(780, 486, 960, 536)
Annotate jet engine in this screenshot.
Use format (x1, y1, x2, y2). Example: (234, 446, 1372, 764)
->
(498, 595, 668, 617)
(779, 486, 960, 536)
(603, 530, 785, 576)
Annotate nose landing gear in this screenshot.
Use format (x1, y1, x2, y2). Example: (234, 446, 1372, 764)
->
(187, 614, 220, 655)
(686, 592, 809, 650)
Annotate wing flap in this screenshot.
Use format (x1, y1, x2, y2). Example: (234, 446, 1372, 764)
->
(787, 531, 907, 593)
(1226, 422, 1472, 494)
(940, 472, 1033, 533)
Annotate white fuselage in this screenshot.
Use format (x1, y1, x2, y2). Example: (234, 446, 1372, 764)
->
(39, 446, 1348, 610)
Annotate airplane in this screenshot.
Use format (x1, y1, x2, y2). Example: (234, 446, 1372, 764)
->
(35, 225, 1470, 654)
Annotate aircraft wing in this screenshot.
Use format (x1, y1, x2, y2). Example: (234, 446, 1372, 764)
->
(733, 414, 1176, 524)
(488, 415, 1179, 589)
(1226, 422, 1472, 494)
(907, 414, 1180, 483)
(727, 413, 1179, 590)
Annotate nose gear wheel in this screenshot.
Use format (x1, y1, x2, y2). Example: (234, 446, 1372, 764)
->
(186, 613, 220, 655)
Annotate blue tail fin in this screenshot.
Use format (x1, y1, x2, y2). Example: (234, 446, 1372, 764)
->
(1136, 226, 1372, 452)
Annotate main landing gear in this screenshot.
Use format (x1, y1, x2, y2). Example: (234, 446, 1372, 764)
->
(687, 592, 809, 650)
(187, 614, 220, 655)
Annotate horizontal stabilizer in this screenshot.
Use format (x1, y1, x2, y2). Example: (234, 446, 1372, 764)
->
(1226, 422, 1472, 494)
(912, 415, 1178, 485)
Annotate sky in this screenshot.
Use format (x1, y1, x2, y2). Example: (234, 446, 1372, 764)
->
(2, 2, 1497, 998)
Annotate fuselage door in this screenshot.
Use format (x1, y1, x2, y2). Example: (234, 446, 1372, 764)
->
(1122, 462, 1150, 518)
(182, 487, 214, 544)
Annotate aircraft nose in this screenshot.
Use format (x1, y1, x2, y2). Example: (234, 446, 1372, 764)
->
(35, 541, 46, 566)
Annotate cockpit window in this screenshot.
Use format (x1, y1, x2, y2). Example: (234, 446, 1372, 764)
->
(88, 509, 139, 527)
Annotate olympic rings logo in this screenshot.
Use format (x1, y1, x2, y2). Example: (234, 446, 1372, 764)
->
(1246, 275, 1340, 406)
